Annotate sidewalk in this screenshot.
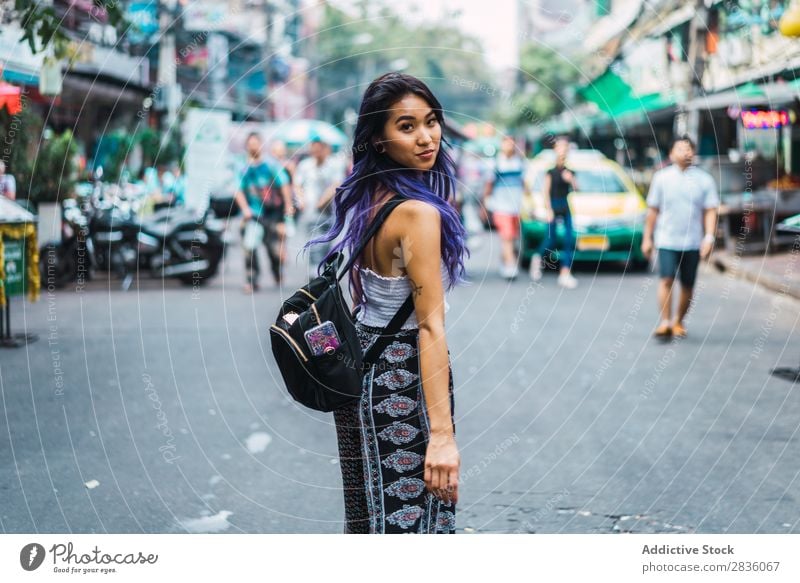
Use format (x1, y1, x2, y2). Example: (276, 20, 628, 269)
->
(712, 247, 800, 301)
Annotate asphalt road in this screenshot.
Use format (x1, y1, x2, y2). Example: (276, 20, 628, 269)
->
(2, 222, 799, 533)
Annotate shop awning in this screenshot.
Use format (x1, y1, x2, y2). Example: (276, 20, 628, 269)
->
(684, 80, 800, 110)
(578, 69, 676, 120)
(686, 82, 767, 110)
(759, 80, 800, 106)
(535, 69, 678, 137)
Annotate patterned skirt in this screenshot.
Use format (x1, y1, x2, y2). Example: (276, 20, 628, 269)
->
(333, 322, 456, 534)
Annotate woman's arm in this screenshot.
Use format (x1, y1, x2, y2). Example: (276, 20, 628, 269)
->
(398, 200, 459, 504)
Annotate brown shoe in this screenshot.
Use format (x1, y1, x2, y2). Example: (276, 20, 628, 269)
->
(672, 323, 687, 338)
(654, 324, 672, 338)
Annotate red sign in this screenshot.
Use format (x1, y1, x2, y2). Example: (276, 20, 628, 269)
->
(741, 110, 789, 129)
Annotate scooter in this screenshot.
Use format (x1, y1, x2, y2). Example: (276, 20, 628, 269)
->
(41, 181, 226, 289)
(133, 206, 225, 286)
(39, 197, 96, 290)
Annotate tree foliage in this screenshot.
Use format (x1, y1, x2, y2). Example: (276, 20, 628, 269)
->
(308, 3, 495, 129)
(0, 105, 78, 203)
(5, 0, 123, 58)
(500, 43, 585, 128)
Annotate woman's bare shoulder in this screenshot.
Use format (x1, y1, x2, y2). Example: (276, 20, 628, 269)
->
(394, 198, 439, 224)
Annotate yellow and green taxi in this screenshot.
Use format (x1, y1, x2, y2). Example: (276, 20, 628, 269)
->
(520, 149, 648, 269)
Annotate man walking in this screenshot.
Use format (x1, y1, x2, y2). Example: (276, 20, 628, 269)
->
(234, 132, 294, 292)
(294, 136, 345, 276)
(529, 137, 579, 289)
(642, 136, 719, 338)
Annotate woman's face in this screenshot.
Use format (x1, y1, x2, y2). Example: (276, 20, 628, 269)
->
(377, 93, 441, 171)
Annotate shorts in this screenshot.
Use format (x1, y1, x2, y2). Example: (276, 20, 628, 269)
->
(492, 212, 520, 240)
(255, 206, 285, 223)
(658, 248, 700, 288)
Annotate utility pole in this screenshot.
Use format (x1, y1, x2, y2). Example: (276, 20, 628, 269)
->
(677, 0, 708, 143)
(262, 0, 273, 121)
(158, 0, 180, 140)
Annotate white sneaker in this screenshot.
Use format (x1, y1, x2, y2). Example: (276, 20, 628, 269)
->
(529, 254, 542, 281)
(499, 263, 518, 280)
(558, 273, 578, 289)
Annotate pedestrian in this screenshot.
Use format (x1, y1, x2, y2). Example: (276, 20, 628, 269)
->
(305, 72, 467, 533)
(641, 135, 719, 338)
(163, 162, 185, 206)
(482, 135, 526, 279)
(0, 160, 17, 200)
(234, 132, 295, 292)
(270, 139, 301, 227)
(456, 148, 488, 249)
(294, 135, 346, 276)
(529, 136, 579, 289)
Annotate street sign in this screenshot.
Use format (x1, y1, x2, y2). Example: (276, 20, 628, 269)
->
(184, 108, 231, 211)
(2, 238, 25, 297)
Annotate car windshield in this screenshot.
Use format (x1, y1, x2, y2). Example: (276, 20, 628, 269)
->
(529, 168, 628, 194)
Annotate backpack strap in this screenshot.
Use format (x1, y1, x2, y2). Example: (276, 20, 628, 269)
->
(363, 292, 415, 365)
(336, 196, 407, 281)
(330, 195, 417, 364)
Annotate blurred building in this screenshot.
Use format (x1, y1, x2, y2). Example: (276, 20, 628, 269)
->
(160, 0, 314, 122)
(1, 0, 153, 150)
(534, 0, 800, 194)
(0, 0, 318, 172)
(518, 0, 596, 51)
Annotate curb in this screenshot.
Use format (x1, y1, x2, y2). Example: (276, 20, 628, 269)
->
(711, 252, 800, 301)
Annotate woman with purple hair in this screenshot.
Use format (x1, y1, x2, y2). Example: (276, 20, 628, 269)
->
(305, 72, 468, 533)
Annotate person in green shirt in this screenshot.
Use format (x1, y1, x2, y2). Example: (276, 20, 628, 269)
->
(234, 132, 295, 292)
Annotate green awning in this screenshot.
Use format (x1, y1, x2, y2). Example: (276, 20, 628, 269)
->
(734, 82, 766, 97)
(538, 70, 676, 136)
(578, 69, 634, 115)
(579, 69, 675, 120)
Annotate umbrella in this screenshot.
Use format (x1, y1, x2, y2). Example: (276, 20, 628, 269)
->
(269, 119, 348, 149)
(0, 82, 22, 115)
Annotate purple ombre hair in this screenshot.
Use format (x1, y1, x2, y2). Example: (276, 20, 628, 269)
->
(303, 72, 469, 308)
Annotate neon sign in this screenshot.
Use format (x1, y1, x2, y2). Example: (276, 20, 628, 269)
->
(741, 110, 789, 129)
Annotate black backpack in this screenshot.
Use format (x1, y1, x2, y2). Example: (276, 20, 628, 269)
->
(269, 197, 415, 412)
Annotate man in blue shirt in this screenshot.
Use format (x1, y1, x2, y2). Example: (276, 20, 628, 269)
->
(234, 132, 294, 292)
(642, 136, 719, 338)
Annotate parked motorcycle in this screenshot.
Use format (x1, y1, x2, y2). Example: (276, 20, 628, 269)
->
(132, 206, 225, 286)
(40, 179, 226, 289)
(39, 197, 96, 289)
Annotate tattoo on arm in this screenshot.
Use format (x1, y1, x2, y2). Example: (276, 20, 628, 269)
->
(408, 277, 423, 298)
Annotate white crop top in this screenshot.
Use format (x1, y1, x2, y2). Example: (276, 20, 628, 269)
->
(355, 261, 451, 330)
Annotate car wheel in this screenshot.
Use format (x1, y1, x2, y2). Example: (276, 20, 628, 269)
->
(626, 257, 650, 272)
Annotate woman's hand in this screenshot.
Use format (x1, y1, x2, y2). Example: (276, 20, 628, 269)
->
(424, 431, 460, 504)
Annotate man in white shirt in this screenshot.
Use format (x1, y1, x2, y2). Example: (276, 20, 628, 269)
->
(642, 136, 719, 339)
(0, 160, 17, 200)
(294, 136, 346, 274)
